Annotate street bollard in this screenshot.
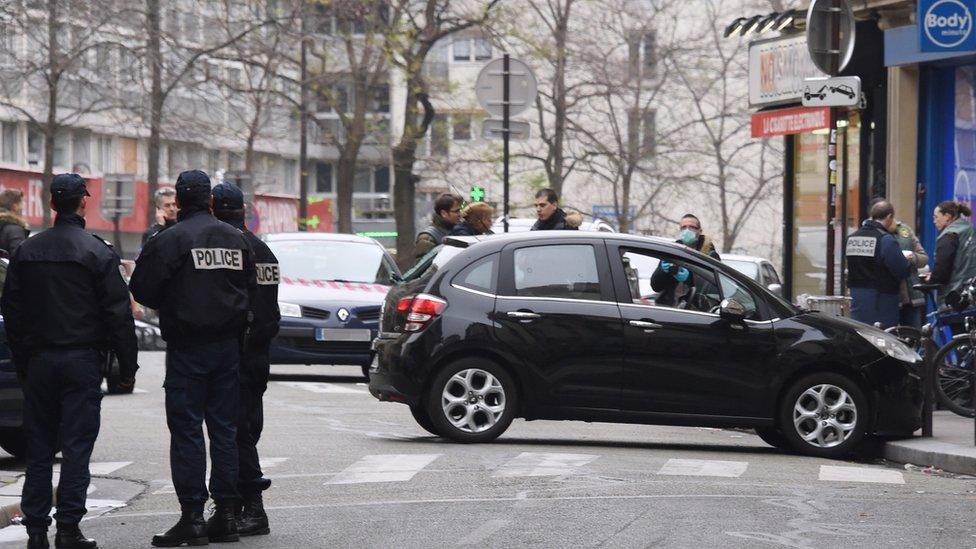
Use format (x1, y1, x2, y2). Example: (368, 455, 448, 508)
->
(922, 330, 935, 438)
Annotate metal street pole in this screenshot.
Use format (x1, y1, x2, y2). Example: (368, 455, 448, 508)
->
(298, 18, 309, 232)
(824, 0, 841, 296)
(503, 53, 510, 234)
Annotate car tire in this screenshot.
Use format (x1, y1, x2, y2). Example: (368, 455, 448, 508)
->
(409, 405, 439, 436)
(778, 372, 868, 459)
(0, 427, 26, 459)
(754, 426, 789, 450)
(424, 358, 517, 443)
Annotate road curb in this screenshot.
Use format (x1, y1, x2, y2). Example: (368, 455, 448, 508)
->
(883, 438, 976, 476)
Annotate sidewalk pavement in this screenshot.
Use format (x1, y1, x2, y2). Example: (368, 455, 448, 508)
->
(883, 411, 976, 476)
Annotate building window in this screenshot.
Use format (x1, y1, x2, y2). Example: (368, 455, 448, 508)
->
(642, 31, 656, 73)
(374, 165, 390, 193)
(1, 122, 17, 164)
(27, 127, 42, 167)
(354, 166, 372, 193)
(642, 110, 656, 158)
(369, 85, 390, 113)
(431, 114, 449, 156)
(94, 136, 113, 173)
(452, 37, 492, 62)
(72, 129, 91, 173)
(316, 162, 333, 193)
(452, 114, 472, 141)
(282, 158, 297, 193)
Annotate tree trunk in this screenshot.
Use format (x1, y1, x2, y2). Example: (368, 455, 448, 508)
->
(146, 0, 162, 222)
(549, 3, 569, 196)
(393, 81, 424, 269)
(41, 0, 59, 228)
(335, 139, 362, 234)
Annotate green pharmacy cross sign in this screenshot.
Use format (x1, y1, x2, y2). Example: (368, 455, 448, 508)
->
(470, 186, 486, 202)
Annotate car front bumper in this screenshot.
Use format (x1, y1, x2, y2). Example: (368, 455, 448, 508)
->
(269, 319, 376, 367)
(864, 355, 924, 437)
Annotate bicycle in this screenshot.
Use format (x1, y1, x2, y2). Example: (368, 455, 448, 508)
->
(886, 282, 976, 417)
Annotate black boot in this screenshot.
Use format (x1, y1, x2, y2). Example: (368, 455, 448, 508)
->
(237, 493, 269, 537)
(151, 508, 208, 547)
(206, 501, 239, 543)
(27, 532, 50, 549)
(54, 523, 96, 549)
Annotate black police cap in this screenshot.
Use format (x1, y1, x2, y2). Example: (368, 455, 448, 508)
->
(175, 170, 212, 197)
(211, 182, 244, 211)
(51, 173, 90, 199)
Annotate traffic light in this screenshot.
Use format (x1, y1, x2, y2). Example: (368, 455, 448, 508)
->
(470, 186, 485, 202)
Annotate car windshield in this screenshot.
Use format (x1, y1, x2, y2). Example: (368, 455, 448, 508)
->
(268, 240, 391, 284)
(724, 260, 760, 281)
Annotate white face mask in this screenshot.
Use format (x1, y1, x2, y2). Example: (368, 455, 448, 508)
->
(679, 229, 699, 246)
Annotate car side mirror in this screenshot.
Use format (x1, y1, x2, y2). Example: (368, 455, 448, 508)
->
(767, 283, 782, 297)
(720, 298, 746, 321)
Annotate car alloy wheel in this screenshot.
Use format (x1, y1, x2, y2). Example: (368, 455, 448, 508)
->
(792, 383, 857, 448)
(425, 358, 517, 443)
(441, 368, 506, 433)
(779, 372, 867, 458)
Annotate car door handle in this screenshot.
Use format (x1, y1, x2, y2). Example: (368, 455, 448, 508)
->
(507, 311, 541, 320)
(629, 320, 662, 329)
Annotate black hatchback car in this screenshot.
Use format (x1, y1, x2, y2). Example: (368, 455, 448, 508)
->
(369, 232, 923, 458)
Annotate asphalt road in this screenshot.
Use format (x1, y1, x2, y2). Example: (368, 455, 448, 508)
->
(0, 351, 974, 548)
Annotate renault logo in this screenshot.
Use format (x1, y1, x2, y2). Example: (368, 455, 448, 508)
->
(337, 308, 350, 322)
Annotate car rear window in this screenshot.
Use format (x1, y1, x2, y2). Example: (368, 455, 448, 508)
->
(453, 254, 498, 294)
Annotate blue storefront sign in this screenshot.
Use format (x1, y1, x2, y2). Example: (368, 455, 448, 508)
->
(920, 0, 976, 52)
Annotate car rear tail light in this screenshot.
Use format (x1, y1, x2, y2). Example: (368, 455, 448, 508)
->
(403, 293, 447, 332)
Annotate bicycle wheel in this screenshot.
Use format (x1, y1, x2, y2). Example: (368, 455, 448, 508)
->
(932, 335, 976, 418)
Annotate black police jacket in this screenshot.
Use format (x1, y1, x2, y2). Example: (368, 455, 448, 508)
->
(846, 220, 909, 295)
(0, 214, 138, 377)
(242, 229, 280, 344)
(130, 207, 256, 347)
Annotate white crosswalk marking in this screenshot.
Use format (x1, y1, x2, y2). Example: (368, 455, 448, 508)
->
(86, 461, 133, 476)
(153, 481, 176, 495)
(657, 459, 749, 478)
(260, 457, 289, 469)
(493, 452, 598, 477)
(277, 381, 365, 394)
(328, 454, 441, 484)
(818, 465, 905, 484)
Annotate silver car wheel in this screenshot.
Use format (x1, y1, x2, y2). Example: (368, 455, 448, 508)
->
(792, 383, 858, 448)
(440, 368, 506, 434)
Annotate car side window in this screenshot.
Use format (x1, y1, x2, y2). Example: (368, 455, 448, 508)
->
(513, 245, 601, 300)
(762, 263, 781, 285)
(454, 254, 498, 294)
(619, 248, 720, 313)
(718, 273, 759, 320)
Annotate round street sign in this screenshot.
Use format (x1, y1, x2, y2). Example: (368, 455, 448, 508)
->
(805, 0, 856, 76)
(475, 57, 538, 118)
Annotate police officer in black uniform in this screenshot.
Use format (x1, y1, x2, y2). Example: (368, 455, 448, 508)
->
(846, 200, 912, 329)
(211, 183, 280, 536)
(1, 173, 138, 549)
(130, 170, 256, 547)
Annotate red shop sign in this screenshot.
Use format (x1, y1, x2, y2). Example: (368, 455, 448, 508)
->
(751, 106, 830, 138)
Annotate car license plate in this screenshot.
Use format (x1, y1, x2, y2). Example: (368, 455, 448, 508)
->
(314, 328, 371, 342)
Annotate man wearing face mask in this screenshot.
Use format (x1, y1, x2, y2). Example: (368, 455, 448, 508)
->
(845, 200, 912, 328)
(651, 214, 720, 308)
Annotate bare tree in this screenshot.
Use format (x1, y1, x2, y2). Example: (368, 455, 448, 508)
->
(0, 0, 128, 227)
(667, 0, 782, 252)
(386, 0, 501, 267)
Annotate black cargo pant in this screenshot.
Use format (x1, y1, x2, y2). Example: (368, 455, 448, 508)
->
(164, 338, 240, 512)
(237, 339, 271, 497)
(21, 349, 102, 534)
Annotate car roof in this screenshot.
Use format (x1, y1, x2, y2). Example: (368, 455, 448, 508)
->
(722, 254, 769, 264)
(262, 232, 381, 245)
(444, 231, 679, 252)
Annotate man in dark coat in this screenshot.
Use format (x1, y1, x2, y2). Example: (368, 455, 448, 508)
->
(415, 193, 461, 260)
(531, 188, 580, 231)
(211, 183, 280, 537)
(0, 189, 29, 256)
(2, 174, 137, 549)
(141, 187, 178, 247)
(651, 214, 720, 308)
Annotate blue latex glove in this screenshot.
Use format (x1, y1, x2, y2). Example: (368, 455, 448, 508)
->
(660, 260, 673, 273)
(674, 267, 690, 283)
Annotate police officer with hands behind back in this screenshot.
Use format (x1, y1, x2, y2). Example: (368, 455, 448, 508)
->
(1, 173, 138, 549)
(846, 199, 912, 329)
(211, 183, 280, 537)
(130, 170, 257, 547)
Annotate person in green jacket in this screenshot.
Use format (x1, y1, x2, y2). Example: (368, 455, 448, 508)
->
(890, 218, 928, 327)
(928, 200, 976, 302)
